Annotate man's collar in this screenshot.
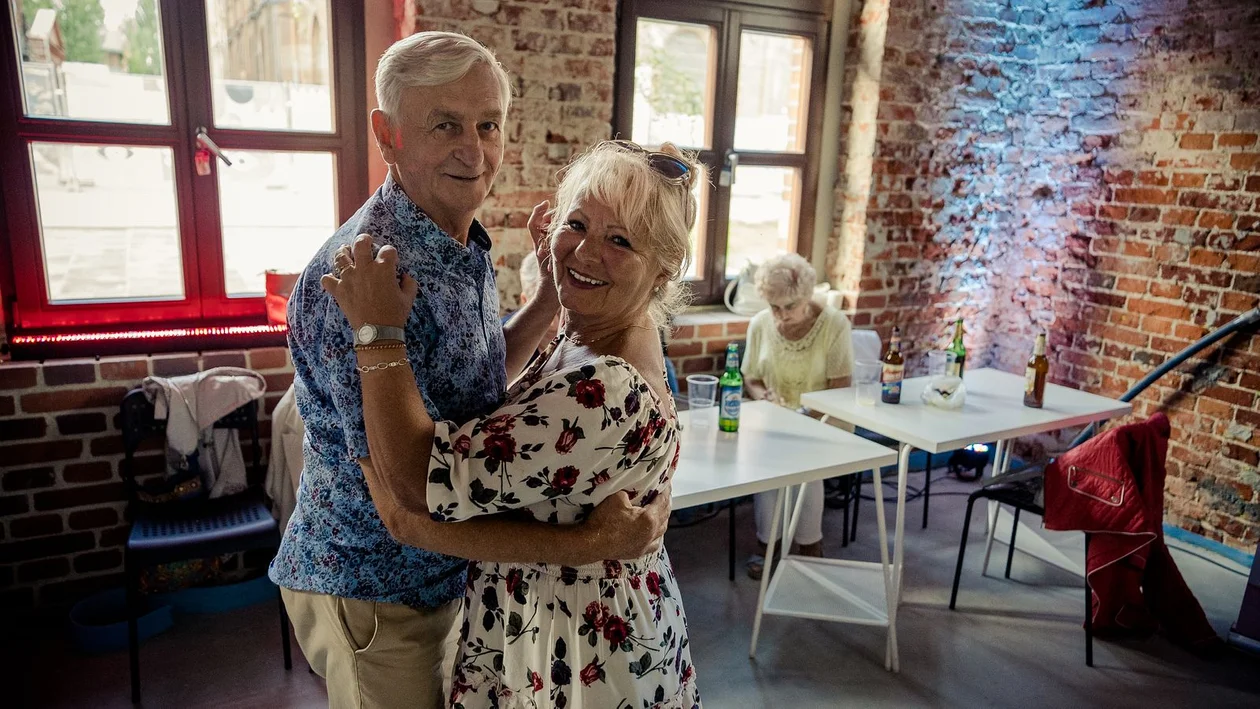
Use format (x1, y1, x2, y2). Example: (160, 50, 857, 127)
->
(382, 173, 493, 251)
(467, 220, 492, 251)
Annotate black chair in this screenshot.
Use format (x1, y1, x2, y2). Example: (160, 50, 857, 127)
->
(120, 389, 292, 704)
(947, 465, 1094, 665)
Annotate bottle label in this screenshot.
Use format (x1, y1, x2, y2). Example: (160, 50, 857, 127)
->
(726, 351, 740, 369)
(882, 363, 904, 398)
(1025, 366, 1036, 393)
(720, 386, 741, 420)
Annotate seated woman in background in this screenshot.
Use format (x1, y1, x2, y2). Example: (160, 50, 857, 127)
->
(742, 253, 853, 580)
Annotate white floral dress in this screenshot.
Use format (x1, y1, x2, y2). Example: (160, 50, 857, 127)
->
(427, 341, 701, 709)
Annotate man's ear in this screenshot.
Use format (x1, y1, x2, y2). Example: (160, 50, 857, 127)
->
(370, 109, 398, 164)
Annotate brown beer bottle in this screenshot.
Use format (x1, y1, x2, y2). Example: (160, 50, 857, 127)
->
(1023, 333, 1049, 408)
(881, 327, 905, 404)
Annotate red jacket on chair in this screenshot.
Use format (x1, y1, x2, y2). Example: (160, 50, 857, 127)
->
(1043, 412, 1219, 652)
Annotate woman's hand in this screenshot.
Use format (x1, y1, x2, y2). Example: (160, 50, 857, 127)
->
(320, 233, 418, 330)
(528, 200, 555, 294)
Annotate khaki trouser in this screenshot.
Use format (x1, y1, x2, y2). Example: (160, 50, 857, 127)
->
(281, 587, 461, 709)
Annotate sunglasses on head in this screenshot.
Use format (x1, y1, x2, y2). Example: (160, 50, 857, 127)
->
(606, 140, 691, 184)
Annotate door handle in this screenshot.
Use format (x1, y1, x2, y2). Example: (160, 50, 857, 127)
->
(719, 150, 738, 187)
(195, 127, 233, 167)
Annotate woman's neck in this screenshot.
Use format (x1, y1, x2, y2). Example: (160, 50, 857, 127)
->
(564, 312, 653, 348)
(776, 302, 822, 341)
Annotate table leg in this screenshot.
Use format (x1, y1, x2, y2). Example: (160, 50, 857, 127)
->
(870, 464, 894, 672)
(984, 439, 1009, 535)
(988, 440, 1085, 577)
(888, 442, 912, 673)
(750, 487, 785, 659)
(729, 499, 736, 582)
(982, 439, 1012, 576)
(784, 483, 809, 556)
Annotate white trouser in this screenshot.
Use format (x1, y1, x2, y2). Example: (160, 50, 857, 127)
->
(754, 480, 825, 546)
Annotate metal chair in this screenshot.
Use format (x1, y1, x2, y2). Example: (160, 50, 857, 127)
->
(947, 463, 1096, 665)
(120, 388, 292, 704)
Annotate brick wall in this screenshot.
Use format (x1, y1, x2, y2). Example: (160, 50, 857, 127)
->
(838, 0, 1260, 550)
(667, 312, 751, 385)
(405, 0, 619, 312)
(0, 350, 293, 609)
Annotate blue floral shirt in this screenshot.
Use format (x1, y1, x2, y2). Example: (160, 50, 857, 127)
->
(269, 175, 507, 608)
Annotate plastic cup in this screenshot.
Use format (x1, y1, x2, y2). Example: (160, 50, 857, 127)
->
(927, 350, 950, 377)
(854, 361, 881, 406)
(686, 374, 719, 429)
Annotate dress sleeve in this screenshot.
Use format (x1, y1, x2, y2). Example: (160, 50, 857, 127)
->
(825, 310, 854, 381)
(741, 314, 766, 381)
(425, 359, 669, 522)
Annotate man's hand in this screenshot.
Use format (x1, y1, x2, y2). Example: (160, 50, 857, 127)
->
(584, 483, 673, 562)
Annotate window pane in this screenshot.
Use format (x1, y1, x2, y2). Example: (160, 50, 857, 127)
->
(734, 31, 811, 152)
(205, 0, 334, 133)
(631, 18, 715, 150)
(9, 0, 169, 124)
(725, 166, 800, 279)
(30, 142, 183, 302)
(218, 150, 336, 296)
(684, 163, 708, 280)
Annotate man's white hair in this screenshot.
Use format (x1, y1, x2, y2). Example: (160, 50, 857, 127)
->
(375, 31, 513, 123)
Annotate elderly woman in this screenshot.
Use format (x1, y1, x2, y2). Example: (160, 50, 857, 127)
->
(742, 253, 853, 579)
(324, 141, 701, 708)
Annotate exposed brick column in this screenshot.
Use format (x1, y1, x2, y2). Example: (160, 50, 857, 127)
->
(830, 0, 890, 326)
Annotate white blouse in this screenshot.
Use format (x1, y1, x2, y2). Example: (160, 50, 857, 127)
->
(741, 305, 854, 409)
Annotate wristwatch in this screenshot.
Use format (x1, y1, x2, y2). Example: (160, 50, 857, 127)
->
(353, 323, 405, 346)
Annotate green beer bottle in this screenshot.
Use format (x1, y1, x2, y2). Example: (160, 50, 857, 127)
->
(718, 342, 742, 432)
(947, 318, 966, 377)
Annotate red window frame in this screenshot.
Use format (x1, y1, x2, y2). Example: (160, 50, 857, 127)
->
(0, 0, 368, 355)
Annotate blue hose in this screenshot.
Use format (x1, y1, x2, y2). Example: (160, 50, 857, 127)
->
(1070, 307, 1260, 448)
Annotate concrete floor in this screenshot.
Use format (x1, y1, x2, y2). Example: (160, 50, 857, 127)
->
(12, 475, 1260, 708)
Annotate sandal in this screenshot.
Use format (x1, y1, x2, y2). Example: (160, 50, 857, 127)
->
(746, 554, 765, 580)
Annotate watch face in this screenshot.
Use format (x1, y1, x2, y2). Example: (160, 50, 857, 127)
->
(357, 324, 376, 344)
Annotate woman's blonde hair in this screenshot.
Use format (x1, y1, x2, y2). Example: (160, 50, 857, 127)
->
(756, 252, 816, 305)
(547, 141, 697, 327)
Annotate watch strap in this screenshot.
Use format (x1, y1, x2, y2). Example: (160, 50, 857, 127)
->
(373, 325, 405, 342)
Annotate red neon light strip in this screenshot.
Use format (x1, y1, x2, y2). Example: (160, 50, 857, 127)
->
(11, 324, 288, 345)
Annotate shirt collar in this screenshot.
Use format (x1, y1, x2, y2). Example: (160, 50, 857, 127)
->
(381, 174, 493, 253)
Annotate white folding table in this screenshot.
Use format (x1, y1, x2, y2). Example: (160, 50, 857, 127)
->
(801, 368, 1132, 619)
(671, 401, 900, 668)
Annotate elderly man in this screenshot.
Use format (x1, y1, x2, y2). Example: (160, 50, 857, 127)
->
(270, 32, 670, 709)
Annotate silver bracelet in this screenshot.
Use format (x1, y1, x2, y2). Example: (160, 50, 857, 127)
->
(356, 357, 409, 375)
